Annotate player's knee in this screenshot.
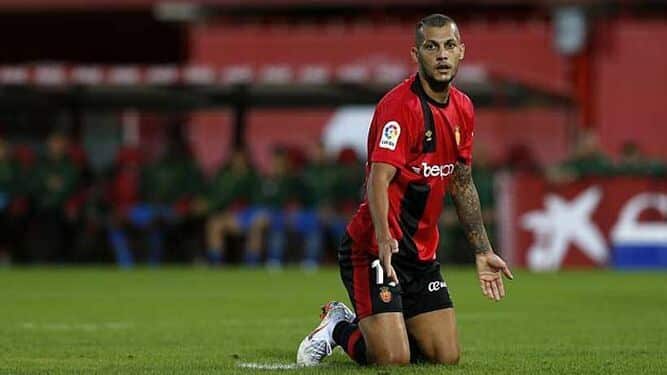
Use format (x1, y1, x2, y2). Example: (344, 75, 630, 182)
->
(372, 349, 410, 366)
(434, 348, 460, 365)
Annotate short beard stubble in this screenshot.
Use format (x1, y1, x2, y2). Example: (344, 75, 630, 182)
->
(418, 55, 452, 94)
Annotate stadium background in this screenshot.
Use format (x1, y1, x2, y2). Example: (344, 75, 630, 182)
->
(0, 0, 664, 269)
(0, 2, 665, 373)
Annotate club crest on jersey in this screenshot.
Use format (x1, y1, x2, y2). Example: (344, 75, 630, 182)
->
(379, 121, 401, 150)
(379, 286, 392, 303)
(425, 130, 433, 142)
(454, 126, 461, 147)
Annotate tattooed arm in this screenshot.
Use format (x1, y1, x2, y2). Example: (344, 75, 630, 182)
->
(449, 162, 493, 255)
(450, 162, 514, 301)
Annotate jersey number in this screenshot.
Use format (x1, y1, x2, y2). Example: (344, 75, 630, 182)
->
(371, 259, 384, 285)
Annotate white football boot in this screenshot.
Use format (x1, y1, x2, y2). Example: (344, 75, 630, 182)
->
(296, 301, 356, 366)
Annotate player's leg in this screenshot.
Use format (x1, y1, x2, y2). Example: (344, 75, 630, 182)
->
(147, 205, 171, 265)
(205, 212, 228, 265)
(403, 266, 460, 365)
(108, 204, 155, 268)
(108, 217, 134, 268)
(292, 208, 322, 269)
(405, 308, 460, 364)
(358, 313, 411, 365)
(297, 294, 410, 367)
(333, 234, 410, 365)
(147, 223, 164, 266)
(265, 208, 286, 267)
(242, 207, 268, 265)
(297, 233, 410, 366)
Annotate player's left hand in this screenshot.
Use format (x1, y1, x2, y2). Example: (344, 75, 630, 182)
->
(475, 251, 513, 301)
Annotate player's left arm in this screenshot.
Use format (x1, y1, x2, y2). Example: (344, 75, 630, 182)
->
(450, 161, 514, 301)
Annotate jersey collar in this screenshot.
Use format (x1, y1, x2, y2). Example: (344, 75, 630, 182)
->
(410, 73, 450, 108)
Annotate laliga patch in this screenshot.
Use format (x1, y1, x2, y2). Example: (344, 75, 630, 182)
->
(379, 121, 401, 150)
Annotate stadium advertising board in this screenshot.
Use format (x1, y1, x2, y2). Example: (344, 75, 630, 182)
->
(499, 174, 667, 271)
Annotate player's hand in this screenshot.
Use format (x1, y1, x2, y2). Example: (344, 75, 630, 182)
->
(475, 251, 513, 301)
(378, 237, 400, 284)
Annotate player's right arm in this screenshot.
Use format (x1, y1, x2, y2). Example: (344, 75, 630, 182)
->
(367, 162, 400, 284)
(366, 97, 413, 285)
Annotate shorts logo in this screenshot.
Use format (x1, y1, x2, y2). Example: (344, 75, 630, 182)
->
(379, 121, 401, 150)
(428, 281, 447, 292)
(379, 286, 392, 303)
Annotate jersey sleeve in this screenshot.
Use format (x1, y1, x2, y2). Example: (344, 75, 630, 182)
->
(458, 95, 475, 165)
(368, 102, 414, 169)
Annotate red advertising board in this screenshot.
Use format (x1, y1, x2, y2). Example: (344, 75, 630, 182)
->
(499, 173, 667, 270)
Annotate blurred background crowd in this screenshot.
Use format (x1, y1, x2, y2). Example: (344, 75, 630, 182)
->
(0, 127, 367, 267)
(0, 0, 664, 269)
(0, 125, 662, 267)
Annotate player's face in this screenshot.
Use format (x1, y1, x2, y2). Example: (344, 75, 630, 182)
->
(412, 24, 465, 86)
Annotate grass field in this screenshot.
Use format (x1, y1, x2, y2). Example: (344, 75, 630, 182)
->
(0, 267, 665, 374)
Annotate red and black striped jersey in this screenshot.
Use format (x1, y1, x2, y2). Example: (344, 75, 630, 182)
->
(346, 73, 475, 263)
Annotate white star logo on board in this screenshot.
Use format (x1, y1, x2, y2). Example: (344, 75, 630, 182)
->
(521, 186, 608, 271)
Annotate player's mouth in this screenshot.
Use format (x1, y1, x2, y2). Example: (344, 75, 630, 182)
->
(436, 64, 452, 74)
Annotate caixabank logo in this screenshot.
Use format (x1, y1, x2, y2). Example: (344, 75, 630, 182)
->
(519, 185, 667, 271)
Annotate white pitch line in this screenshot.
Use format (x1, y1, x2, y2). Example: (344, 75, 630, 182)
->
(20, 322, 131, 331)
(237, 362, 305, 370)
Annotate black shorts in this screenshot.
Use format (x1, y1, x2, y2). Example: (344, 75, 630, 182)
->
(338, 232, 454, 320)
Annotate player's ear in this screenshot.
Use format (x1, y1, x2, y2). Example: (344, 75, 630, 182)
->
(410, 46, 419, 64)
(460, 43, 465, 60)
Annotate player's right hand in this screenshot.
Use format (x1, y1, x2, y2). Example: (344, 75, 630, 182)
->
(378, 237, 400, 284)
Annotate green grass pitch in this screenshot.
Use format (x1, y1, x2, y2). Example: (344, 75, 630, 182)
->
(0, 267, 665, 374)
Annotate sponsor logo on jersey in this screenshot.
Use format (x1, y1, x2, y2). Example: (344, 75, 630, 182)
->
(415, 162, 455, 178)
(428, 281, 447, 292)
(379, 286, 392, 303)
(379, 121, 401, 150)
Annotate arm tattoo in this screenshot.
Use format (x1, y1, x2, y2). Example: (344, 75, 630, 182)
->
(450, 162, 492, 255)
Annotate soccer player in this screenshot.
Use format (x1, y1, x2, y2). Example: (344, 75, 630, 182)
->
(297, 14, 513, 366)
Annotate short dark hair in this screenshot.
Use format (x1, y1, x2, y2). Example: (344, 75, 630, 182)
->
(415, 14, 457, 46)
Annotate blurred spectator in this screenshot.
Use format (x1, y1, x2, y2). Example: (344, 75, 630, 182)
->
(204, 145, 365, 268)
(204, 148, 260, 265)
(328, 147, 365, 240)
(503, 143, 540, 173)
(63, 135, 104, 263)
(105, 147, 143, 265)
(107, 147, 143, 216)
(550, 129, 615, 182)
(27, 132, 81, 262)
(108, 127, 204, 267)
(616, 141, 666, 177)
(5, 143, 35, 263)
(301, 144, 350, 266)
(0, 138, 20, 263)
(70, 178, 108, 263)
(246, 146, 316, 268)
